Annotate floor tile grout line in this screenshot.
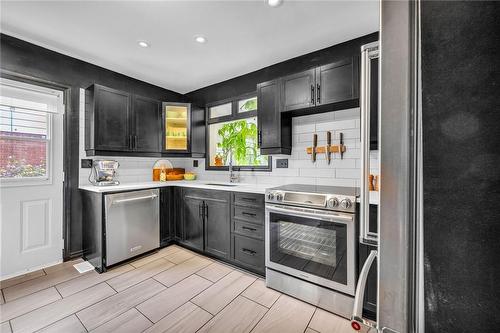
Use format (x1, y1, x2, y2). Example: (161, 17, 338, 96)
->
(76, 279, 166, 332)
(303, 307, 318, 333)
(74, 312, 90, 332)
(247, 294, 282, 333)
(53, 264, 136, 298)
(3, 268, 92, 303)
(134, 306, 155, 325)
(136, 273, 214, 325)
(0, 286, 65, 323)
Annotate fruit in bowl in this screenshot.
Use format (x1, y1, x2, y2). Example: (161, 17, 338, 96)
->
(184, 172, 196, 180)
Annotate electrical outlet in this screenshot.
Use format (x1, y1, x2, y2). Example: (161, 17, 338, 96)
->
(81, 159, 93, 168)
(193, 160, 198, 167)
(276, 159, 288, 168)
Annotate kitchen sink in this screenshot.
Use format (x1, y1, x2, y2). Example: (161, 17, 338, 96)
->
(204, 183, 240, 187)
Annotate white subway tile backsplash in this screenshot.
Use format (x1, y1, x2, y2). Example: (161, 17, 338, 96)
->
(79, 94, 377, 188)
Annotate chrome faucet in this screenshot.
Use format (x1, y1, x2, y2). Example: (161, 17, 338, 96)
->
(228, 152, 239, 183)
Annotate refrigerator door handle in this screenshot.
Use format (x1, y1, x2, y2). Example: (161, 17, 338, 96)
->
(351, 250, 378, 332)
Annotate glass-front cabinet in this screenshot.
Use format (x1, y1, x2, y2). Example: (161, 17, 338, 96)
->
(162, 102, 190, 153)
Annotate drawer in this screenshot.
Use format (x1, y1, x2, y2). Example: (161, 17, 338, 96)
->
(233, 235, 265, 271)
(233, 192, 264, 208)
(183, 188, 230, 202)
(234, 220, 264, 240)
(233, 205, 264, 225)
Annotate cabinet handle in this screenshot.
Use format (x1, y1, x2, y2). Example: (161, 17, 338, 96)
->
(128, 135, 133, 150)
(242, 226, 257, 232)
(242, 212, 256, 217)
(240, 197, 257, 202)
(204, 203, 208, 219)
(258, 130, 262, 147)
(317, 83, 321, 104)
(311, 85, 315, 104)
(134, 135, 138, 149)
(241, 248, 256, 256)
(199, 203, 203, 219)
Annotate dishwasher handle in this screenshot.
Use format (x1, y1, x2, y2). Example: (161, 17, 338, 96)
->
(113, 193, 158, 204)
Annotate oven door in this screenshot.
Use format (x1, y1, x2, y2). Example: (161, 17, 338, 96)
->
(265, 203, 355, 295)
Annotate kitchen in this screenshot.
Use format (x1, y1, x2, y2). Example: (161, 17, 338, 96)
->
(0, 1, 498, 333)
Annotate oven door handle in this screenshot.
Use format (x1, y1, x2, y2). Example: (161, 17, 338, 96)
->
(266, 204, 353, 223)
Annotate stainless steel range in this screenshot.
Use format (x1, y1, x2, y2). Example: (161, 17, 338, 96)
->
(265, 184, 358, 318)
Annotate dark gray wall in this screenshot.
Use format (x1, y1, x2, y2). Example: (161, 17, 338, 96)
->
(0, 34, 186, 258)
(186, 32, 378, 105)
(421, 2, 500, 332)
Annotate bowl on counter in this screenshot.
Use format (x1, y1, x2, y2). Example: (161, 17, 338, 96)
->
(183, 173, 196, 181)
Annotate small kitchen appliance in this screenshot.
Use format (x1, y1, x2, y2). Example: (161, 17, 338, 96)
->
(89, 160, 120, 186)
(265, 184, 358, 318)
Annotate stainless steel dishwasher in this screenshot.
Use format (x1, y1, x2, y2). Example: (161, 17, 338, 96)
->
(104, 189, 159, 266)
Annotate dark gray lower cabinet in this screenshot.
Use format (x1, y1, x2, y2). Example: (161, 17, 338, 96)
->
(182, 195, 205, 251)
(180, 188, 231, 259)
(231, 192, 265, 275)
(204, 197, 231, 259)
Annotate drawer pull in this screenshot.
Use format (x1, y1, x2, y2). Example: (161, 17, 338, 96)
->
(240, 197, 257, 202)
(241, 248, 257, 256)
(242, 226, 257, 232)
(242, 212, 257, 217)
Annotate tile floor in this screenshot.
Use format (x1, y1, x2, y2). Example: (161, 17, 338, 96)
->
(0, 245, 351, 333)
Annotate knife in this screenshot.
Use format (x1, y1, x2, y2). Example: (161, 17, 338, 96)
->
(312, 134, 318, 163)
(326, 131, 332, 165)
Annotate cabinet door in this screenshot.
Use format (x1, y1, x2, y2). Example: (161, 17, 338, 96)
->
(204, 196, 230, 259)
(182, 195, 204, 251)
(281, 69, 316, 111)
(163, 103, 191, 153)
(316, 58, 356, 106)
(94, 86, 131, 151)
(257, 80, 280, 150)
(132, 96, 161, 152)
(159, 188, 171, 246)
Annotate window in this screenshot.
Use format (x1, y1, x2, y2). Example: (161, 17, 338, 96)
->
(209, 102, 232, 119)
(207, 94, 270, 171)
(0, 79, 61, 184)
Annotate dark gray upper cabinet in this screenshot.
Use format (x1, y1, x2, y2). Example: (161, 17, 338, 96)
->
(316, 58, 358, 105)
(85, 84, 162, 155)
(257, 79, 292, 155)
(204, 195, 231, 259)
(86, 84, 131, 152)
(281, 69, 316, 112)
(279, 56, 359, 113)
(132, 95, 161, 153)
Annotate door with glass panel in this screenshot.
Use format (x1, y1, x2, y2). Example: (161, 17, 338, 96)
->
(162, 102, 190, 153)
(0, 78, 64, 279)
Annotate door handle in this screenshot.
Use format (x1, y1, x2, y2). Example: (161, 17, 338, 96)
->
(310, 84, 315, 104)
(317, 83, 321, 104)
(351, 250, 378, 332)
(114, 194, 158, 204)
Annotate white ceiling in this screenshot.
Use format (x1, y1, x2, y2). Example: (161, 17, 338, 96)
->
(0, 1, 379, 94)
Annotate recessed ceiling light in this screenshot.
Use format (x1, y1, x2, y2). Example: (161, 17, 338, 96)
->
(268, 0, 283, 7)
(138, 41, 149, 48)
(194, 35, 207, 44)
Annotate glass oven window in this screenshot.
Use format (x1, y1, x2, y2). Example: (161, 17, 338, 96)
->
(269, 212, 347, 285)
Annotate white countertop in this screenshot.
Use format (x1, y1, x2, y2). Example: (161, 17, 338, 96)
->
(79, 180, 274, 194)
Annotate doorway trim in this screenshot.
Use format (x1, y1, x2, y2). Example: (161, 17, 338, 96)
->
(1, 69, 72, 261)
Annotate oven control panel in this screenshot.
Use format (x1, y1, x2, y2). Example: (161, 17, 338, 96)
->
(265, 190, 356, 213)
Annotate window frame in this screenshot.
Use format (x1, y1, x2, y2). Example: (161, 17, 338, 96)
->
(0, 110, 53, 187)
(205, 92, 271, 172)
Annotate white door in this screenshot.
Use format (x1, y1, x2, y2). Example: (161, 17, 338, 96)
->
(0, 78, 64, 280)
